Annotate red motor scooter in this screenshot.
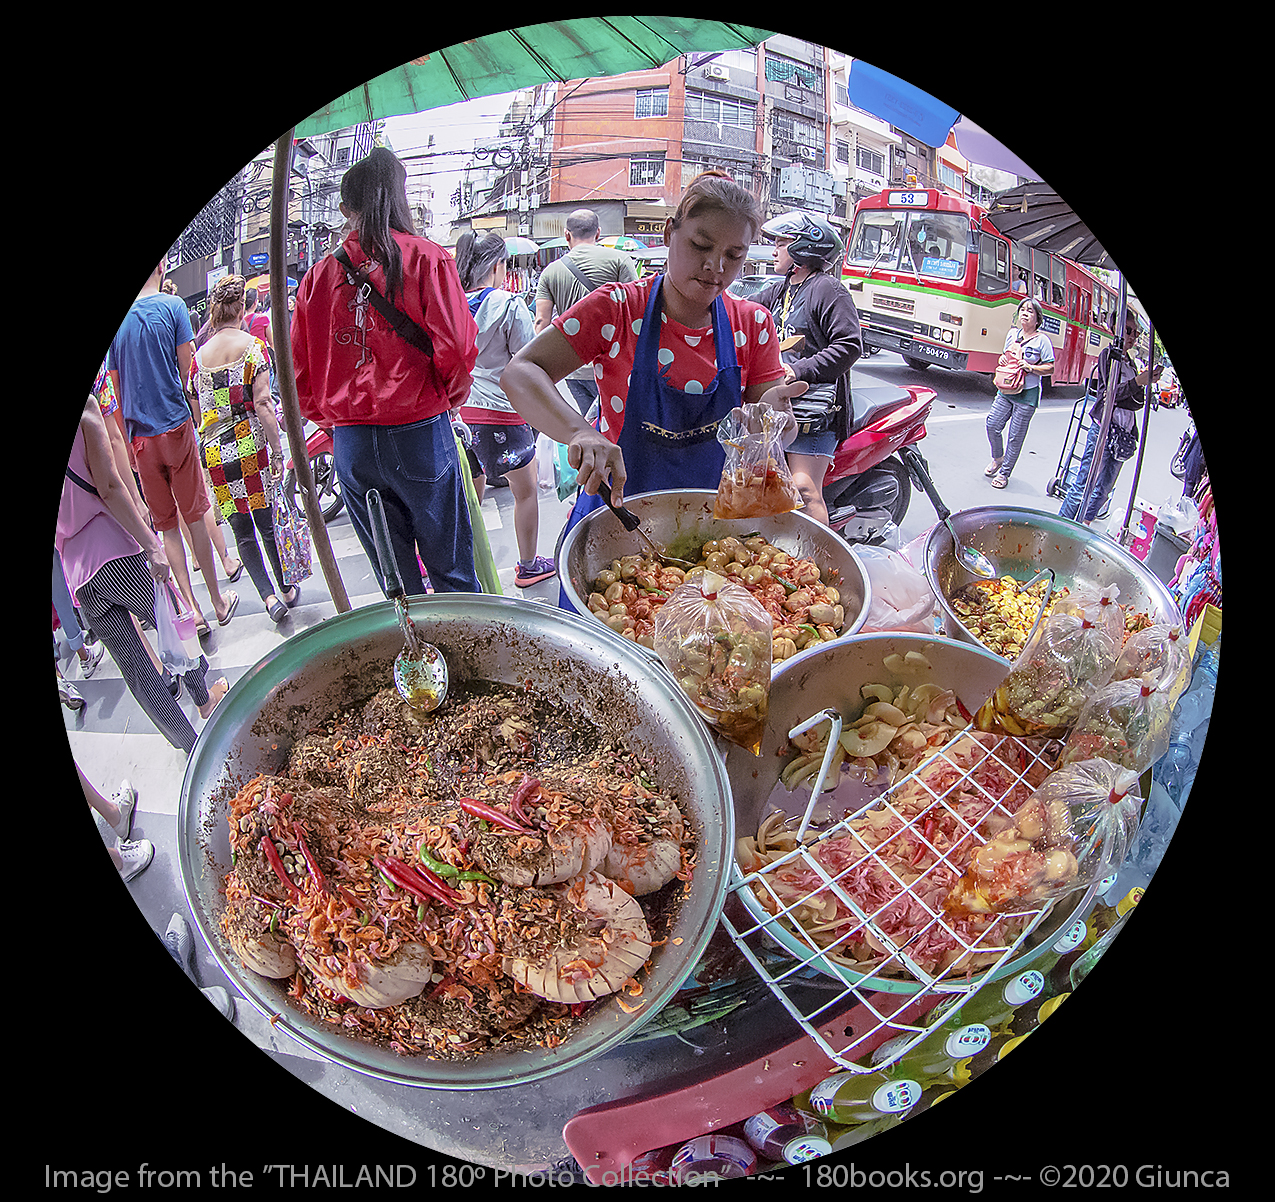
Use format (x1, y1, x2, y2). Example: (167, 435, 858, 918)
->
(821, 381, 940, 545)
(283, 422, 344, 522)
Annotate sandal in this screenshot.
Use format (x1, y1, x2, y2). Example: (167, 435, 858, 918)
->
(224, 559, 244, 583)
(267, 598, 288, 623)
(991, 474, 1009, 489)
(216, 591, 240, 626)
(984, 459, 1003, 477)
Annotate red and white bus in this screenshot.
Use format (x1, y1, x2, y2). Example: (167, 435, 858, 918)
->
(841, 188, 1118, 386)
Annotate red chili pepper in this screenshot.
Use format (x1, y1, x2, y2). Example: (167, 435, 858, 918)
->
(261, 834, 300, 900)
(955, 697, 974, 723)
(458, 795, 534, 833)
(508, 775, 541, 823)
(338, 886, 364, 916)
(279, 792, 294, 807)
(295, 831, 328, 891)
(373, 855, 460, 908)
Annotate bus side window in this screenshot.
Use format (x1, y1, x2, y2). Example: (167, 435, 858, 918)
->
(977, 232, 1011, 294)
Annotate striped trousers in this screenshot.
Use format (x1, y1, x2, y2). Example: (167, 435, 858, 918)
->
(74, 553, 210, 753)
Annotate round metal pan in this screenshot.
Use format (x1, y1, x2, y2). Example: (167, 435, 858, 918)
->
(177, 595, 734, 1089)
(924, 505, 1183, 659)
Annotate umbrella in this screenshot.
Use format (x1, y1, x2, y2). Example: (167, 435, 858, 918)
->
(983, 183, 1114, 268)
(601, 235, 647, 252)
(504, 236, 540, 256)
(269, 20, 774, 612)
(294, 20, 773, 137)
(635, 245, 668, 263)
(245, 273, 297, 295)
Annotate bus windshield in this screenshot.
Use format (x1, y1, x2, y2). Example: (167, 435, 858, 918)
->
(847, 209, 969, 281)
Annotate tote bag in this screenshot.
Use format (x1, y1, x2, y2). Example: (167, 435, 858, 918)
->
(272, 487, 313, 586)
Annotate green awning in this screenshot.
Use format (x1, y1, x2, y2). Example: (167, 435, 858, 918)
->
(294, 19, 774, 137)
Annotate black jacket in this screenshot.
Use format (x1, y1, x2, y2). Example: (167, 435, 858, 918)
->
(754, 271, 863, 441)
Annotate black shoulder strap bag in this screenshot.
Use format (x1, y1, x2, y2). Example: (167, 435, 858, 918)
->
(559, 255, 598, 307)
(334, 246, 436, 359)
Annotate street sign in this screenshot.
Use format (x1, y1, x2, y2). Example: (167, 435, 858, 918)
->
(247, 252, 270, 268)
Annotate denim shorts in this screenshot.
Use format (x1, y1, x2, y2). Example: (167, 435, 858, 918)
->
(787, 427, 839, 460)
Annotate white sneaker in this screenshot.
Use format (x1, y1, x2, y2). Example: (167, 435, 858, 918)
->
(202, 986, 236, 1020)
(109, 780, 137, 840)
(78, 639, 106, 679)
(118, 839, 154, 883)
(165, 912, 196, 977)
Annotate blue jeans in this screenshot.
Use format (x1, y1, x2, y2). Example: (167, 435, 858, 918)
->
(333, 416, 481, 596)
(1059, 417, 1123, 523)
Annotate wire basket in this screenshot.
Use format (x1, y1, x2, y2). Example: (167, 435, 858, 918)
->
(721, 707, 1076, 1073)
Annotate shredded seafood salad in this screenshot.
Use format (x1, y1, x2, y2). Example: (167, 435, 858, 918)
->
(218, 683, 696, 1059)
(737, 666, 1058, 982)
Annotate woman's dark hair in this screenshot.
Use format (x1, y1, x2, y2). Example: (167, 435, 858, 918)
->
(340, 147, 416, 300)
(454, 230, 507, 291)
(668, 169, 763, 244)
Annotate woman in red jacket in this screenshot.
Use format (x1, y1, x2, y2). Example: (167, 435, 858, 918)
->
(291, 147, 481, 594)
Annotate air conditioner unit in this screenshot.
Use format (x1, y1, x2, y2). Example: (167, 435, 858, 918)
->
(795, 146, 816, 162)
(704, 64, 730, 81)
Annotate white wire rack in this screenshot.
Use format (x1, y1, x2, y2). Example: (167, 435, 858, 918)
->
(720, 708, 1075, 1074)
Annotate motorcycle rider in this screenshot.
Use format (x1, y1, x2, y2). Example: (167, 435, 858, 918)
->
(754, 212, 863, 525)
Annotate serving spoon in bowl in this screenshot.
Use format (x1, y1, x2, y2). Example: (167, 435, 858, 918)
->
(365, 489, 449, 712)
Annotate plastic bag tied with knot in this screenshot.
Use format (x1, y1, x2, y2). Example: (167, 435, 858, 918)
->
(1060, 677, 1175, 773)
(990, 583, 1125, 739)
(944, 758, 1141, 916)
(1108, 623, 1192, 706)
(713, 402, 803, 519)
(653, 570, 772, 754)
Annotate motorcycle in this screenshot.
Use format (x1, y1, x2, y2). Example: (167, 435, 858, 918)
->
(1170, 419, 1196, 481)
(821, 381, 938, 544)
(283, 422, 344, 521)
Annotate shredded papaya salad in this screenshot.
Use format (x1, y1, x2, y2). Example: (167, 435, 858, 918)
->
(739, 726, 1057, 981)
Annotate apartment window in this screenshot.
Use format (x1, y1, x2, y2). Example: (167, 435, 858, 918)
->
(685, 91, 755, 128)
(630, 154, 666, 187)
(938, 162, 963, 194)
(836, 140, 850, 165)
(634, 88, 669, 119)
(764, 54, 822, 94)
(856, 145, 884, 176)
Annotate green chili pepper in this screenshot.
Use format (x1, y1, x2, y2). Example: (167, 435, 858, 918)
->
(418, 843, 460, 878)
(377, 870, 397, 890)
(417, 902, 427, 921)
(269, 909, 279, 934)
(778, 576, 799, 594)
(456, 870, 499, 885)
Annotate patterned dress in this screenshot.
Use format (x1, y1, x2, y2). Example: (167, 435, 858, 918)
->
(190, 340, 274, 518)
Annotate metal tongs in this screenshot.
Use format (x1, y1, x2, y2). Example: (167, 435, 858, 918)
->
(596, 481, 697, 569)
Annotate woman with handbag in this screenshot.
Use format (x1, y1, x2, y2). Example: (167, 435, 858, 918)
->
(56, 396, 226, 754)
(984, 298, 1055, 488)
(1059, 308, 1161, 524)
(753, 212, 864, 526)
(188, 274, 298, 623)
(291, 147, 481, 596)
(454, 231, 555, 587)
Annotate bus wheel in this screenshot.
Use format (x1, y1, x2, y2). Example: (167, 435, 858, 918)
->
(902, 356, 931, 372)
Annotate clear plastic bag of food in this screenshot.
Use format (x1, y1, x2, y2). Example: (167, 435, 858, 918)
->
(983, 583, 1125, 739)
(1058, 678, 1174, 773)
(1108, 622, 1192, 706)
(653, 570, 773, 754)
(713, 403, 803, 519)
(944, 758, 1141, 916)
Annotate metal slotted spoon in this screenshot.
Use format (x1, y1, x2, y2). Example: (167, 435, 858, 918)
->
(365, 489, 449, 712)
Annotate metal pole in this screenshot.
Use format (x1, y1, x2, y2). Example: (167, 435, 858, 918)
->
(271, 131, 351, 614)
(1075, 278, 1125, 523)
(1118, 317, 1156, 547)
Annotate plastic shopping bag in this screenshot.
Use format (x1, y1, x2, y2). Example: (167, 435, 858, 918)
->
(713, 403, 803, 519)
(944, 758, 1141, 917)
(653, 571, 773, 754)
(272, 487, 313, 587)
(153, 578, 203, 675)
(1059, 678, 1174, 774)
(854, 544, 937, 634)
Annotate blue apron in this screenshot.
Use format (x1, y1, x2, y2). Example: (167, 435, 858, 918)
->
(557, 275, 743, 608)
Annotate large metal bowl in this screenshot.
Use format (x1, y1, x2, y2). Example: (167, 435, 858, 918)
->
(724, 633, 1100, 992)
(177, 595, 735, 1089)
(559, 489, 871, 642)
(924, 506, 1183, 659)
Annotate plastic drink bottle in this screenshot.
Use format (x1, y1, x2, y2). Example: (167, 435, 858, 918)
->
(928, 969, 1045, 1033)
(743, 1103, 832, 1164)
(870, 1021, 992, 1083)
(794, 1069, 924, 1126)
(669, 1133, 757, 1182)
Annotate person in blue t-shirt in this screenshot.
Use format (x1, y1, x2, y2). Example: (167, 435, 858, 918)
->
(108, 260, 239, 633)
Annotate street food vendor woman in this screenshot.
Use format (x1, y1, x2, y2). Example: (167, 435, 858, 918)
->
(499, 171, 809, 602)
